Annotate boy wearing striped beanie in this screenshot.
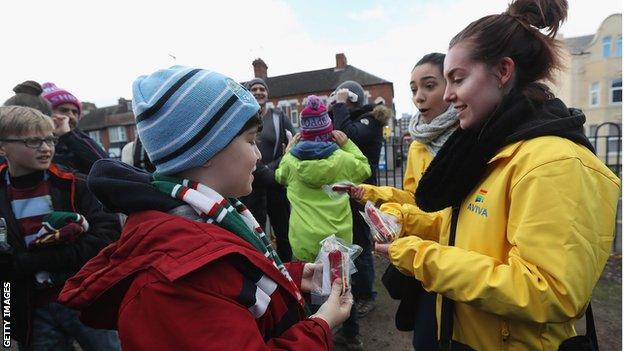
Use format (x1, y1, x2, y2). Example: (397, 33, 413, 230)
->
(60, 66, 352, 350)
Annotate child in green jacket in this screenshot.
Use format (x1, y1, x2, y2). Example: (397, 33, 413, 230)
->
(276, 95, 371, 262)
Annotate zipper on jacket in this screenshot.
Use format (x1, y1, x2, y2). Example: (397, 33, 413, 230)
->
(501, 320, 510, 342)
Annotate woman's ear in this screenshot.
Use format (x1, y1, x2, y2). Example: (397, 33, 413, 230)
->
(498, 57, 515, 88)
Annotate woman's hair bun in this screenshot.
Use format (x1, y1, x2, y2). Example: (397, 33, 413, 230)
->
(12, 80, 43, 96)
(507, 0, 568, 37)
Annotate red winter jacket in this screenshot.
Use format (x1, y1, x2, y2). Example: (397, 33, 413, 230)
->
(59, 210, 333, 350)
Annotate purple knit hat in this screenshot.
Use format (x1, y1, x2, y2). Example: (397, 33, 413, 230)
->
(41, 82, 82, 118)
(300, 95, 333, 142)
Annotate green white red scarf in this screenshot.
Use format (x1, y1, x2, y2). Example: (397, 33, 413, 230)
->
(152, 173, 304, 307)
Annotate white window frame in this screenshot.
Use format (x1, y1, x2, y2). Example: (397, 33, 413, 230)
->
(589, 82, 600, 107)
(108, 126, 127, 143)
(108, 147, 121, 158)
(88, 130, 102, 144)
(609, 78, 622, 105)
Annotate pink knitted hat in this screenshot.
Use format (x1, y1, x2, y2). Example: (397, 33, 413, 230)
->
(299, 95, 333, 142)
(41, 82, 82, 118)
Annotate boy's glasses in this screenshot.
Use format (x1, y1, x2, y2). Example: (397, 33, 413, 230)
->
(0, 136, 59, 149)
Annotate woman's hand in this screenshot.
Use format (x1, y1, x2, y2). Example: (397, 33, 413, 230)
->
(310, 280, 353, 329)
(374, 242, 390, 259)
(348, 186, 365, 201)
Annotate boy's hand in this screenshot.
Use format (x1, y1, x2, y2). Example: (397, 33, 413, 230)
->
(347, 185, 365, 201)
(300, 262, 321, 292)
(284, 133, 301, 154)
(52, 114, 71, 136)
(332, 130, 348, 146)
(310, 280, 353, 328)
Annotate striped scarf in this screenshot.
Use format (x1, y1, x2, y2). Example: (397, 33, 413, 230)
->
(152, 173, 304, 307)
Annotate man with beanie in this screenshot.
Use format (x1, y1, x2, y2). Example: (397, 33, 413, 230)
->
(276, 95, 370, 262)
(241, 77, 294, 262)
(59, 66, 353, 351)
(39, 82, 108, 174)
(4, 80, 107, 174)
(329, 80, 393, 349)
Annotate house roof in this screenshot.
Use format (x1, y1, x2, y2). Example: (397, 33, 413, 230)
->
(258, 65, 391, 97)
(78, 101, 133, 131)
(564, 34, 594, 55)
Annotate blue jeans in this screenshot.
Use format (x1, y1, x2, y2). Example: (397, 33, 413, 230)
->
(19, 302, 121, 351)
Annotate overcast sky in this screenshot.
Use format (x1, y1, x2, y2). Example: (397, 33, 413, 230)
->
(1, 0, 621, 117)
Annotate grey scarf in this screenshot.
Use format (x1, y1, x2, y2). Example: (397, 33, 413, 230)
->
(408, 105, 459, 155)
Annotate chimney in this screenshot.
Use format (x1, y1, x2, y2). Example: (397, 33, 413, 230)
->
(335, 53, 347, 70)
(252, 58, 268, 79)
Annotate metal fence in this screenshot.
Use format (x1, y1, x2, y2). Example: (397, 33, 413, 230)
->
(376, 122, 622, 253)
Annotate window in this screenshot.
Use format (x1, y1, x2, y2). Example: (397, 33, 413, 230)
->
(108, 147, 121, 158)
(603, 36, 612, 58)
(589, 82, 600, 106)
(108, 126, 127, 143)
(617, 35, 622, 57)
(290, 110, 299, 127)
(609, 79, 622, 104)
(607, 137, 621, 155)
(88, 130, 102, 144)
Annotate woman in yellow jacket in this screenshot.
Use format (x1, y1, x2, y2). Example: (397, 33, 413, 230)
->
(378, 0, 621, 350)
(351, 53, 458, 350)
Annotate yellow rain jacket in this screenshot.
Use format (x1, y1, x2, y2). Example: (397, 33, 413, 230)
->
(360, 141, 431, 205)
(383, 136, 620, 350)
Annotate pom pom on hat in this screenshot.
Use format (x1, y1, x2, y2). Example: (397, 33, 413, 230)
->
(299, 95, 333, 142)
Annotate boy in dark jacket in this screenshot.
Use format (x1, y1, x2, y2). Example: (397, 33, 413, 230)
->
(59, 66, 353, 350)
(41, 82, 108, 174)
(0, 106, 121, 350)
(3, 81, 108, 175)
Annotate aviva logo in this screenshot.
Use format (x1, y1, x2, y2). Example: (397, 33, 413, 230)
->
(467, 188, 488, 217)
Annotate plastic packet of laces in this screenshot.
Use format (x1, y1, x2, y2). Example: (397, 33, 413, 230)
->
(310, 234, 362, 304)
(360, 201, 401, 243)
(321, 181, 356, 200)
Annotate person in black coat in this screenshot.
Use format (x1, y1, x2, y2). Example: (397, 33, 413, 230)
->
(240, 78, 293, 262)
(329, 80, 392, 350)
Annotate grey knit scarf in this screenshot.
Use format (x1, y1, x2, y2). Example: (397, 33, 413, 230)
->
(408, 105, 459, 155)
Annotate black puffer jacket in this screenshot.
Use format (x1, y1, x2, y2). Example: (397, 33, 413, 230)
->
(330, 103, 392, 184)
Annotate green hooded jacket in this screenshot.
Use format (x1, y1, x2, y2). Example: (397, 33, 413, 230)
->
(275, 140, 371, 262)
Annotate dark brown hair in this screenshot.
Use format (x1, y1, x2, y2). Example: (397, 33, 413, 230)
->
(235, 111, 263, 137)
(449, 0, 568, 100)
(413, 53, 446, 76)
(3, 81, 53, 116)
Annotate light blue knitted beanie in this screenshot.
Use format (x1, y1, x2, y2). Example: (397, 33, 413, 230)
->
(132, 66, 260, 175)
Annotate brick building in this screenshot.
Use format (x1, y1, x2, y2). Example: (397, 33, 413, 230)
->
(250, 53, 394, 129)
(78, 98, 136, 158)
(78, 53, 394, 156)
